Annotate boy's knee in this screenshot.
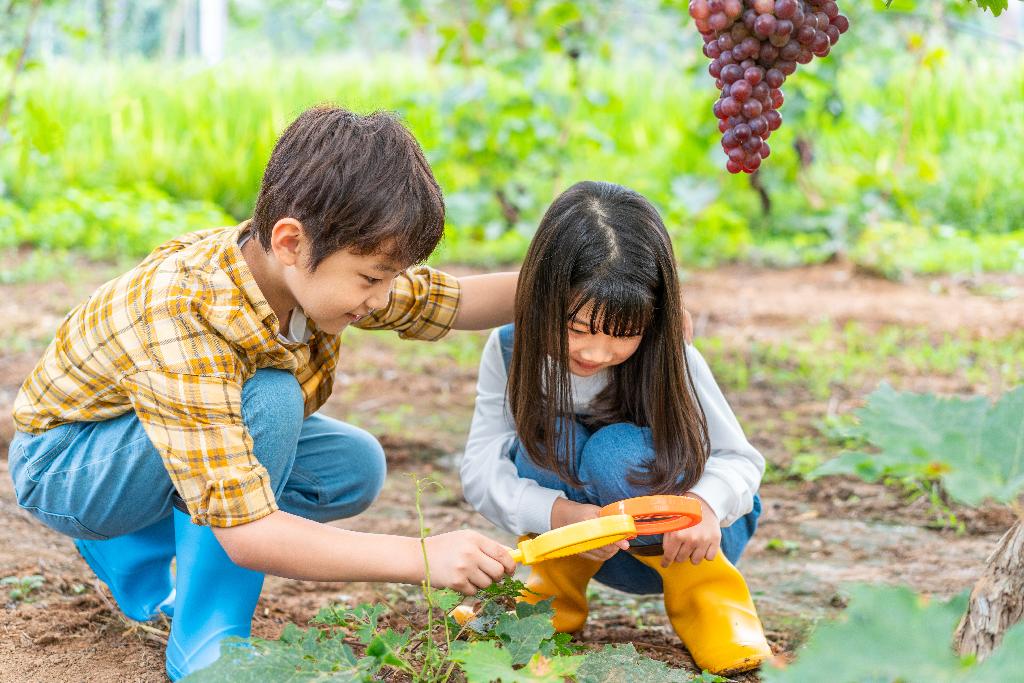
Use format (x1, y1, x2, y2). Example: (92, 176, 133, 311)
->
(242, 369, 304, 424)
(321, 427, 386, 518)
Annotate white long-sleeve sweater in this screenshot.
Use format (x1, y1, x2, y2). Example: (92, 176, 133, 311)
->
(459, 328, 765, 536)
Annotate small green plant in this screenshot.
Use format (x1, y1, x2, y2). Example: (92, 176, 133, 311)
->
(2, 574, 44, 602)
(765, 539, 801, 556)
(184, 477, 710, 682)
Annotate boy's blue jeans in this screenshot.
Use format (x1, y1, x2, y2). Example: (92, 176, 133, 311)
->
(8, 369, 386, 540)
(512, 420, 761, 595)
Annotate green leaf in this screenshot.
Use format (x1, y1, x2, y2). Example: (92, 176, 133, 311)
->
(968, 0, 1010, 15)
(817, 384, 1024, 506)
(450, 641, 583, 683)
(424, 586, 463, 612)
(495, 612, 556, 666)
(763, 586, 972, 683)
(364, 629, 411, 671)
(574, 644, 698, 682)
(182, 629, 375, 682)
(310, 603, 387, 644)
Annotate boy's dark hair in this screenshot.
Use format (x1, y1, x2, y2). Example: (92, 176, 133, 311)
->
(508, 181, 709, 493)
(251, 106, 445, 271)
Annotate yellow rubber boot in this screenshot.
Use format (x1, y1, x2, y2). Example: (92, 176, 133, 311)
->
(632, 552, 771, 675)
(517, 545, 603, 633)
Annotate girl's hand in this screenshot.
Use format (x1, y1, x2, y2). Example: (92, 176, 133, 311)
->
(549, 498, 629, 562)
(424, 530, 517, 594)
(661, 495, 721, 567)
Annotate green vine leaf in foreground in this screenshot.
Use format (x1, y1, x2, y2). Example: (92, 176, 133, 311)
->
(813, 383, 1024, 506)
(574, 643, 722, 682)
(763, 585, 1024, 683)
(450, 640, 585, 683)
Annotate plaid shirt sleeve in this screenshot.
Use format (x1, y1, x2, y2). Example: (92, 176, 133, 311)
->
(354, 265, 461, 340)
(121, 368, 278, 528)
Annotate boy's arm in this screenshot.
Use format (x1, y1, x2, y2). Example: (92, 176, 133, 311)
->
(450, 272, 518, 330)
(212, 509, 515, 594)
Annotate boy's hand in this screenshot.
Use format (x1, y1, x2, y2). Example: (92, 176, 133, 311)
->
(661, 495, 721, 567)
(549, 498, 629, 562)
(424, 529, 516, 594)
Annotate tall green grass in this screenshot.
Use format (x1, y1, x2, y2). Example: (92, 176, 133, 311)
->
(2, 49, 1022, 270)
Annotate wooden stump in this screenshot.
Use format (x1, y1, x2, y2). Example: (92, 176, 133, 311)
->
(954, 517, 1024, 661)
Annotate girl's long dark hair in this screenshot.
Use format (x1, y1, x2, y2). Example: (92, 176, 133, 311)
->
(507, 181, 709, 493)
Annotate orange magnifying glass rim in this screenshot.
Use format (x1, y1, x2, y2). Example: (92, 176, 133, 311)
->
(599, 495, 702, 535)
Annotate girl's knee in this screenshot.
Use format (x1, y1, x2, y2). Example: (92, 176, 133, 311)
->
(581, 423, 653, 469)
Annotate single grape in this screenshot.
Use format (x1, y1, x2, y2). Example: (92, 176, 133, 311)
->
(765, 109, 782, 130)
(734, 123, 752, 140)
(770, 88, 784, 108)
(744, 66, 764, 85)
(759, 43, 780, 61)
(780, 40, 801, 60)
(776, 0, 797, 19)
(718, 34, 735, 50)
(709, 12, 728, 31)
(690, 0, 711, 19)
(731, 79, 753, 101)
(752, 82, 770, 100)
(765, 68, 785, 88)
(749, 116, 769, 136)
(797, 25, 816, 44)
(777, 59, 797, 75)
(742, 135, 763, 153)
(760, 141, 771, 158)
(728, 147, 746, 163)
(721, 97, 742, 117)
(722, 129, 739, 148)
(754, 14, 777, 37)
(709, 60, 723, 78)
(826, 25, 840, 45)
(823, 1, 839, 19)
(833, 14, 849, 33)
(722, 63, 744, 83)
(743, 99, 763, 118)
(726, 159, 743, 173)
(724, 0, 743, 19)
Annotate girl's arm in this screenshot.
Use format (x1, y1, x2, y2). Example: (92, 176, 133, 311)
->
(684, 344, 766, 526)
(459, 329, 567, 535)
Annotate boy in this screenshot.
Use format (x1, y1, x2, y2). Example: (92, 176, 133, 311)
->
(8, 106, 517, 680)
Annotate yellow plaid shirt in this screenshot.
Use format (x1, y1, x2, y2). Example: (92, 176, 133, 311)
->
(12, 223, 461, 527)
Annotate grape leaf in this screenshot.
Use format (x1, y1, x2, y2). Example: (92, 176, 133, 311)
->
(182, 628, 376, 682)
(763, 586, 973, 683)
(968, 0, 1010, 15)
(814, 383, 1024, 506)
(449, 641, 584, 682)
(495, 612, 557, 666)
(573, 644, 703, 682)
(424, 586, 463, 612)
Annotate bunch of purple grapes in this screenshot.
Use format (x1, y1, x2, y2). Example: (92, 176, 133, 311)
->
(689, 0, 849, 173)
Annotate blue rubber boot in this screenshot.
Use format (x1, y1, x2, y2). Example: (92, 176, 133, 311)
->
(73, 515, 176, 622)
(165, 506, 265, 681)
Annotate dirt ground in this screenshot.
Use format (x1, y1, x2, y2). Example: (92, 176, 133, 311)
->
(1, 260, 1021, 682)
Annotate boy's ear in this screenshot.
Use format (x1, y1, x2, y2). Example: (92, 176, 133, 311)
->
(269, 217, 305, 268)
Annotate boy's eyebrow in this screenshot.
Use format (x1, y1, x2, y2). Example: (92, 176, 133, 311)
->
(372, 262, 402, 274)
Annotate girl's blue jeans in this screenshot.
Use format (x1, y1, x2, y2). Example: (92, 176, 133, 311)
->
(512, 420, 761, 595)
(8, 369, 386, 540)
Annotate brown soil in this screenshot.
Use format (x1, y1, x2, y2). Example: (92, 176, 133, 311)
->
(1, 261, 1021, 682)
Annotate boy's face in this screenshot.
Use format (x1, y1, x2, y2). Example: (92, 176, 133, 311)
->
(285, 247, 402, 336)
(267, 219, 403, 336)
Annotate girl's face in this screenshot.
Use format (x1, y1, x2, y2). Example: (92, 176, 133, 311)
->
(566, 305, 644, 377)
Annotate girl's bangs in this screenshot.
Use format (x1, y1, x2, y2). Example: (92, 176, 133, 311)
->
(568, 279, 655, 338)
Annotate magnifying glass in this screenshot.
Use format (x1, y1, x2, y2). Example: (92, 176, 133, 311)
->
(508, 514, 636, 565)
(599, 495, 702, 535)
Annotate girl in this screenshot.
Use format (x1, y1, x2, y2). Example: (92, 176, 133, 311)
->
(460, 181, 772, 675)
